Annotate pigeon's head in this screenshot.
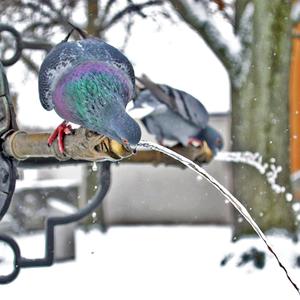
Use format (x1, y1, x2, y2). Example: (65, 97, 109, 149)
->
(104, 106, 142, 151)
(197, 126, 224, 155)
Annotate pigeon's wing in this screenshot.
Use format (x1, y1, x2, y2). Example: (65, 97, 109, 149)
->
(39, 38, 135, 111)
(80, 39, 135, 88)
(133, 89, 168, 115)
(142, 116, 164, 142)
(157, 85, 209, 130)
(127, 104, 156, 119)
(38, 41, 84, 110)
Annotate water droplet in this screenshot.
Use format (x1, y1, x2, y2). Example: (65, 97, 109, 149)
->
(92, 211, 97, 223)
(293, 203, 300, 212)
(285, 193, 293, 202)
(92, 162, 98, 172)
(196, 175, 203, 181)
(214, 151, 287, 195)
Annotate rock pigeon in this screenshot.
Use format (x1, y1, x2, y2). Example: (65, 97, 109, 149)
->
(131, 77, 223, 156)
(38, 33, 141, 153)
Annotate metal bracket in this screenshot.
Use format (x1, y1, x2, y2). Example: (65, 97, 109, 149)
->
(0, 61, 17, 221)
(0, 24, 52, 66)
(0, 162, 111, 284)
(0, 25, 113, 284)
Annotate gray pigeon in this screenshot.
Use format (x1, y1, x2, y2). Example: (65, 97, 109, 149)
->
(131, 79, 223, 155)
(38, 33, 141, 153)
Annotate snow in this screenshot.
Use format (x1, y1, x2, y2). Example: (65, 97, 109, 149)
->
(186, 0, 210, 22)
(216, 151, 290, 196)
(233, 3, 254, 88)
(1, 226, 300, 299)
(15, 178, 79, 190)
(47, 198, 77, 214)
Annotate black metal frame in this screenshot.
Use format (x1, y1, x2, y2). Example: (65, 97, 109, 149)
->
(0, 24, 111, 284)
(0, 162, 110, 284)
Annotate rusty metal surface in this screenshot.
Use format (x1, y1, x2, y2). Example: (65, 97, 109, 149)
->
(3, 128, 133, 162)
(2, 125, 213, 165)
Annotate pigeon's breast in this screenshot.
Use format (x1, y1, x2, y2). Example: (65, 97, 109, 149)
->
(52, 61, 134, 125)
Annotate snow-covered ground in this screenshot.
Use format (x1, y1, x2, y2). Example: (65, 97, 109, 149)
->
(1, 226, 300, 300)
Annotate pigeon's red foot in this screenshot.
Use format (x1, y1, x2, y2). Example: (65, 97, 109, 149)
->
(48, 121, 73, 153)
(188, 137, 203, 148)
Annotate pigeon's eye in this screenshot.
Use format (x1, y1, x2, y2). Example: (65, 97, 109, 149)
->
(122, 139, 128, 144)
(216, 138, 222, 146)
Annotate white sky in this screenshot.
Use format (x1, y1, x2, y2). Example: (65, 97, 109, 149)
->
(5, 5, 231, 129)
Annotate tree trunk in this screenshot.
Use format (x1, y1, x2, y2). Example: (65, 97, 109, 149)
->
(79, 0, 107, 230)
(231, 0, 296, 238)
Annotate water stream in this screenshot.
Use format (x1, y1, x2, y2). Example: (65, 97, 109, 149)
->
(137, 140, 300, 296)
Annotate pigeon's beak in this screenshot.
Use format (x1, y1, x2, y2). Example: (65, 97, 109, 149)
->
(122, 139, 137, 153)
(195, 141, 214, 163)
(109, 139, 133, 159)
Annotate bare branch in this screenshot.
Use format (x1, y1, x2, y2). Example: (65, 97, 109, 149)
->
(121, 15, 134, 51)
(234, 0, 251, 33)
(103, 0, 163, 30)
(38, 0, 71, 28)
(21, 53, 39, 74)
(103, 0, 118, 20)
(233, 2, 254, 87)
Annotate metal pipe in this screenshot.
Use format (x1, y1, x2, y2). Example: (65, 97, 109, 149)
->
(2, 128, 132, 162)
(14, 138, 213, 169)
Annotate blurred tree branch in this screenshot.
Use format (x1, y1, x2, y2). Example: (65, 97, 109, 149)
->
(0, 0, 166, 74)
(21, 53, 39, 74)
(103, 0, 163, 29)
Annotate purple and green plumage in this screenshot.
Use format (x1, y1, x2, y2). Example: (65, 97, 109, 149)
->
(38, 38, 141, 148)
